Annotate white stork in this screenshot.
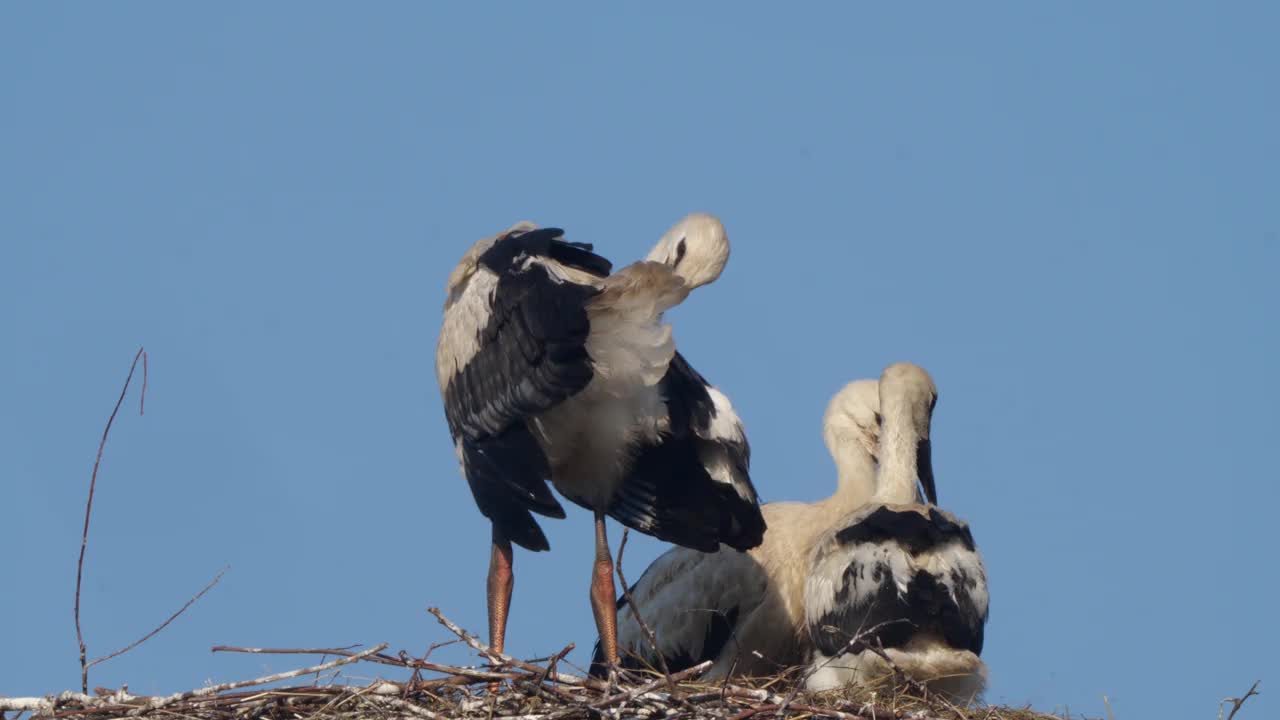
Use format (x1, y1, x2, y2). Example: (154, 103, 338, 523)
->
(595, 378, 883, 678)
(804, 362, 989, 699)
(435, 214, 765, 675)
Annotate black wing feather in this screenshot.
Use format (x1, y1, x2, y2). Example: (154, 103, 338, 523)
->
(812, 507, 984, 656)
(443, 227, 612, 551)
(606, 352, 765, 552)
(589, 572, 741, 677)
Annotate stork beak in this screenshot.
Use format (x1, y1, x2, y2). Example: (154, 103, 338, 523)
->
(916, 437, 937, 506)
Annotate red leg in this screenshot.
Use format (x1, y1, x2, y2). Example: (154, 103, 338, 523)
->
(589, 512, 620, 666)
(487, 526, 514, 656)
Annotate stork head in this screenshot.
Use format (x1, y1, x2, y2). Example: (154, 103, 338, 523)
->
(822, 379, 882, 465)
(878, 362, 939, 505)
(444, 221, 538, 307)
(645, 213, 730, 289)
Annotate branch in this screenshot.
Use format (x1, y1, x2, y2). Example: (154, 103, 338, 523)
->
(121, 643, 387, 715)
(87, 565, 228, 670)
(75, 346, 147, 693)
(1224, 680, 1261, 720)
(614, 529, 678, 695)
(426, 607, 604, 689)
(589, 660, 711, 711)
(783, 617, 913, 714)
(211, 644, 516, 685)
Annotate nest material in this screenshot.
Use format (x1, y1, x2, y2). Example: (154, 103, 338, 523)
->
(1, 610, 1063, 720)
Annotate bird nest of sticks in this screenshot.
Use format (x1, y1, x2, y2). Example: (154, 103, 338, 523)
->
(4, 609, 1067, 720)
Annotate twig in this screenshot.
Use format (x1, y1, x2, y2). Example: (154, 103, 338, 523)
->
(211, 645, 362, 656)
(88, 566, 228, 670)
(1223, 680, 1261, 720)
(212, 644, 516, 684)
(121, 643, 388, 715)
(75, 346, 147, 693)
(531, 643, 575, 688)
(784, 617, 910, 715)
(426, 607, 604, 689)
(590, 661, 711, 710)
(614, 529, 678, 696)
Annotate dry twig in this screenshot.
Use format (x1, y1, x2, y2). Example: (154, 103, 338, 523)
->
(75, 346, 148, 693)
(1222, 680, 1261, 720)
(88, 566, 229, 671)
(8, 607, 1079, 720)
(615, 528, 678, 696)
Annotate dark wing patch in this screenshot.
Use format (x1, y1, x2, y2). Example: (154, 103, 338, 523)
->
(443, 261, 600, 440)
(812, 506, 984, 657)
(591, 603, 741, 677)
(459, 426, 566, 552)
(812, 564, 987, 656)
(443, 228, 612, 551)
(607, 439, 733, 552)
(665, 604, 740, 672)
(660, 352, 715, 435)
(811, 559, 916, 657)
(607, 352, 765, 552)
(834, 506, 976, 555)
(478, 227, 612, 278)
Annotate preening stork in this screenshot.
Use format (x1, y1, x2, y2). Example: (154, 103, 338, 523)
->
(435, 214, 766, 674)
(595, 379, 883, 678)
(804, 363, 989, 699)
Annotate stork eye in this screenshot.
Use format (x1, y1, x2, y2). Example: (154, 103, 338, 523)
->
(674, 238, 687, 267)
(874, 412, 883, 427)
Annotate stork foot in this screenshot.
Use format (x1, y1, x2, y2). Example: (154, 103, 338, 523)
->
(600, 662, 645, 693)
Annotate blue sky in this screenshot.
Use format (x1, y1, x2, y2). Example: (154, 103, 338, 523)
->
(2, 4, 1276, 718)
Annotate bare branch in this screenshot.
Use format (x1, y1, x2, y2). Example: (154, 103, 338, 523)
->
(120, 643, 387, 715)
(211, 645, 362, 656)
(1224, 680, 1262, 720)
(614, 528, 678, 695)
(589, 660, 711, 711)
(426, 606, 604, 690)
(87, 565, 228, 670)
(75, 346, 148, 693)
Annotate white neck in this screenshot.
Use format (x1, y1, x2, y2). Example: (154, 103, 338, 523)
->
(875, 403, 923, 505)
(819, 430, 877, 517)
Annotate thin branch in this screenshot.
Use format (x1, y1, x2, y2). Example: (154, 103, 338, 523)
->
(211, 644, 516, 685)
(121, 643, 387, 715)
(211, 645, 363, 656)
(1224, 680, 1261, 720)
(589, 661, 711, 711)
(87, 565, 228, 670)
(783, 617, 912, 716)
(614, 529, 678, 696)
(426, 607, 605, 689)
(75, 346, 147, 693)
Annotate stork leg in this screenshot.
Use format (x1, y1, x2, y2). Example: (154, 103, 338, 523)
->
(486, 525, 514, 658)
(589, 511, 620, 675)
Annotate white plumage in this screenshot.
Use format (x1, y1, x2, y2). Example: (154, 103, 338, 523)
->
(803, 363, 989, 700)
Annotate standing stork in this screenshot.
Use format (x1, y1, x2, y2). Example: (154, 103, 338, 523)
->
(804, 363, 989, 699)
(435, 214, 765, 677)
(594, 378, 883, 678)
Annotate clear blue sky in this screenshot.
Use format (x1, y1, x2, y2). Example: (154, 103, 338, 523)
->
(2, 4, 1276, 718)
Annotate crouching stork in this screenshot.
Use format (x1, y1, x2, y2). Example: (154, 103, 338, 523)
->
(804, 363, 989, 700)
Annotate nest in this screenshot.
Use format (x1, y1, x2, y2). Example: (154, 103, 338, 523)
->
(2, 609, 1064, 720)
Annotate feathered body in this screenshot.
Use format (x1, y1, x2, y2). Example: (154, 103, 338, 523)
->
(597, 380, 884, 678)
(436, 221, 764, 553)
(803, 364, 988, 700)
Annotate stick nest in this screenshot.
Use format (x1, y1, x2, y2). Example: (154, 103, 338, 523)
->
(2, 610, 1062, 720)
